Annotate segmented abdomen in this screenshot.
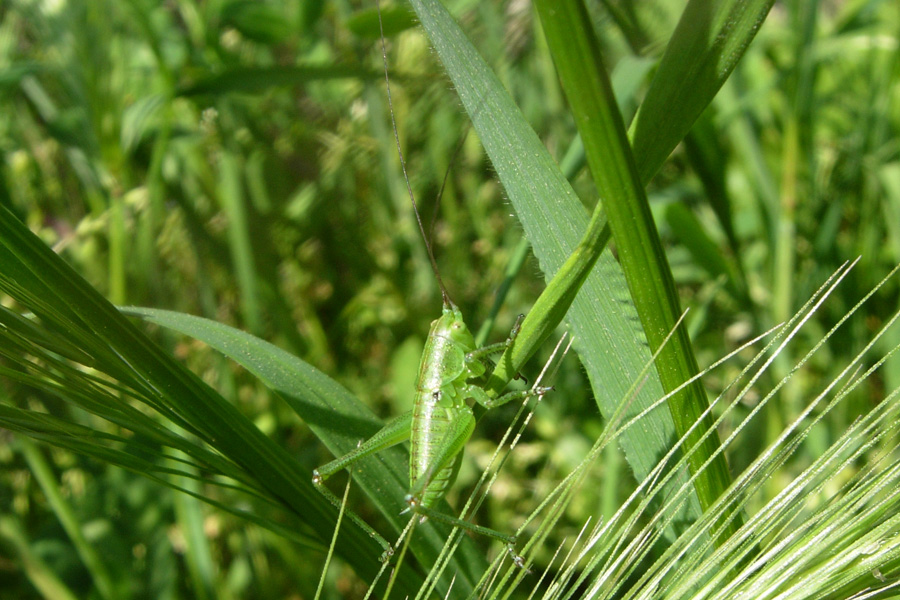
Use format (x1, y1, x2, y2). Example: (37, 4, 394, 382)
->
(411, 395, 462, 508)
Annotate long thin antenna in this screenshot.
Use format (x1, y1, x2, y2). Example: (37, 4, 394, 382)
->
(429, 122, 470, 245)
(376, 0, 454, 309)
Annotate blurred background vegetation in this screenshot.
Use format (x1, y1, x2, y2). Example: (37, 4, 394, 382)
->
(1, 0, 899, 597)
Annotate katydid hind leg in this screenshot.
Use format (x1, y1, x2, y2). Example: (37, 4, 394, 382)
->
(313, 474, 394, 562)
(312, 411, 413, 561)
(313, 411, 412, 482)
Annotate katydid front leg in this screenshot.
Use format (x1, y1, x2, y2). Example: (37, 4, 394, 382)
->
(464, 314, 553, 409)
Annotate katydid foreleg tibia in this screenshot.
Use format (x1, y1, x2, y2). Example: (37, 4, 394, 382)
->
(311, 1, 554, 568)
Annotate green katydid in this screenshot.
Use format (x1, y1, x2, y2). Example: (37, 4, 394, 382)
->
(311, 3, 552, 568)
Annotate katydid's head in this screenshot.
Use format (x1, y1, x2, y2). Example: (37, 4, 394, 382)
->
(440, 303, 475, 347)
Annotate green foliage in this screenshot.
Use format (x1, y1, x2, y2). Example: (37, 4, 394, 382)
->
(1, 0, 900, 598)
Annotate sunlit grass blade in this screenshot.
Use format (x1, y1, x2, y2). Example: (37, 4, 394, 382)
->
(216, 150, 262, 334)
(170, 460, 218, 600)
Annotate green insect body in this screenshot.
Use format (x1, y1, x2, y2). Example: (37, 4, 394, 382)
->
(410, 306, 475, 510)
(410, 302, 506, 510)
